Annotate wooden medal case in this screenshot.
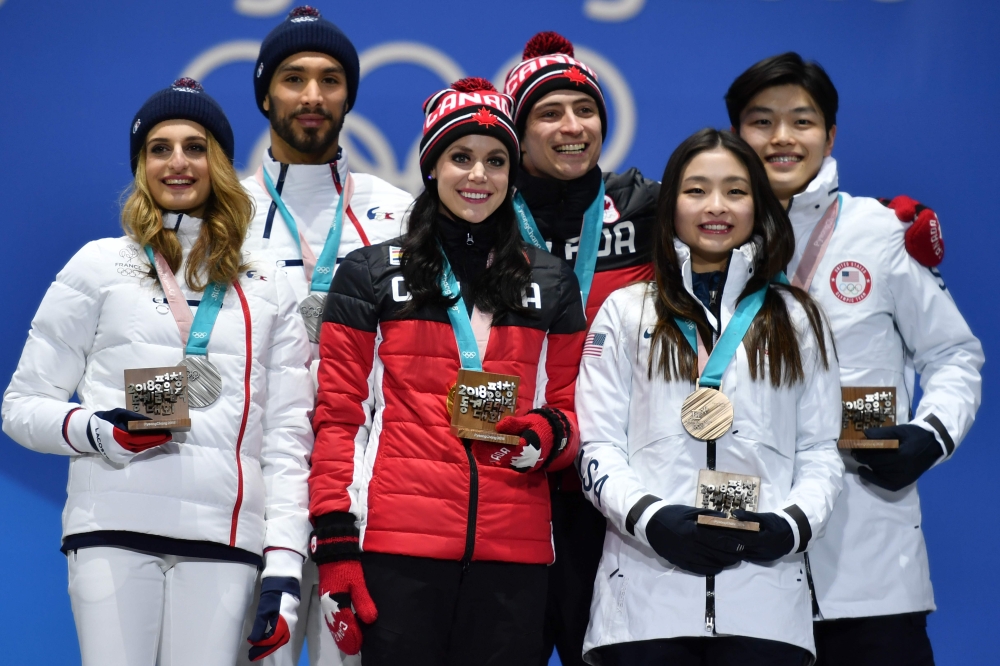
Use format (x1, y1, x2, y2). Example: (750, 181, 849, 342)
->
(695, 469, 761, 531)
(838, 387, 899, 450)
(449, 369, 521, 446)
(124, 366, 192, 431)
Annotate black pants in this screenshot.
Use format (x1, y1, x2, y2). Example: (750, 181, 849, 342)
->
(541, 489, 608, 666)
(814, 613, 935, 666)
(360, 552, 547, 666)
(594, 636, 810, 666)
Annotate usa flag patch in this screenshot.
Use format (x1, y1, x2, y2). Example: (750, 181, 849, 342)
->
(583, 332, 606, 358)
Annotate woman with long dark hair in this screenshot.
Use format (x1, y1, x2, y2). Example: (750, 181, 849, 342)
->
(575, 128, 844, 665)
(2, 79, 313, 665)
(306, 78, 586, 665)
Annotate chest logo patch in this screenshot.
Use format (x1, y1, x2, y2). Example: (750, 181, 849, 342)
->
(830, 261, 872, 303)
(603, 195, 620, 223)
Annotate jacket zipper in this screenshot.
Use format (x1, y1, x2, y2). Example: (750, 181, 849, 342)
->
(804, 553, 821, 617)
(705, 437, 717, 633)
(461, 441, 479, 569)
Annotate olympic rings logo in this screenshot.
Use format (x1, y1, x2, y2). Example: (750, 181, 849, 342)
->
(181, 39, 636, 195)
(191, 332, 208, 339)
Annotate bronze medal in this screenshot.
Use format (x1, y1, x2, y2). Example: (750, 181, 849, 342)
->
(681, 387, 734, 441)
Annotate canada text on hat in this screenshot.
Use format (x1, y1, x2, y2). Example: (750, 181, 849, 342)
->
(503, 31, 608, 138)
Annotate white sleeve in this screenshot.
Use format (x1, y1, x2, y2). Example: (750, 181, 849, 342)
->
(575, 294, 657, 546)
(780, 308, 845, 553)
(259, 269, 315, 565)
(2, 243, 103, 456)
(883, 230, 984, 459)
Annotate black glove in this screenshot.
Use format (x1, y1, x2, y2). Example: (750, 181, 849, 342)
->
(645, 505, 745, 576)
(730, 510, 795, 563)
(853, 424, 944, 492)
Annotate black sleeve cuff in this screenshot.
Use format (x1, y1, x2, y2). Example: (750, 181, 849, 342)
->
(625, 494, 661, 536)
(310, 512, 361, 564)
(782, 504, 813, 553)
(922, 414, 955, 456)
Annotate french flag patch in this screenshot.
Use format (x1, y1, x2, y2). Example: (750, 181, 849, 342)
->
(583, 332, 606, 358)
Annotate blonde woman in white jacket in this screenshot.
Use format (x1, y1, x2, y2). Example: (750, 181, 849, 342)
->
(576, 129, 844, 665)
(2, 79, 313, 666)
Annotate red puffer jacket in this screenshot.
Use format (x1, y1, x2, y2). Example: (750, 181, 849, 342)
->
(309, 240, 586, 565)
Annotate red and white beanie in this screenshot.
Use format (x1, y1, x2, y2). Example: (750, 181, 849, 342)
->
(418, 77, 520, 182)
(503, 31, 608, 139)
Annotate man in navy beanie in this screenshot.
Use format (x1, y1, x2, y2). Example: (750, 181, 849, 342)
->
(238, 7, 412, 666)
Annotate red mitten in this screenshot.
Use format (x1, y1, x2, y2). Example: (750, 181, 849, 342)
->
(879, 195, 945, 267)
(311, 513, 377, 655)
(488, 408, 572, 473)
(318, 560, 377, 655)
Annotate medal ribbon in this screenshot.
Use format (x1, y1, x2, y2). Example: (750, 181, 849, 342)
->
(258, 165, 354, 292)
(791, 195, 842, 291)
(674, 274, 788, 389)
(512, 180, 606, 307)
(440, 252, 484, 372)
(144, 246, 227, 356)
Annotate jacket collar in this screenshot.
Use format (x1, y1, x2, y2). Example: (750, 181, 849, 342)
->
(786, 157, 839, 273)
(514, 166, 603, 241)
(673, 237, 759, 331)
(162, 212, 202, 248)
(260, 145, 349, 199)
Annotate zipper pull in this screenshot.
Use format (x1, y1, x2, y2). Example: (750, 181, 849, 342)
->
(466, 232, 474, 246)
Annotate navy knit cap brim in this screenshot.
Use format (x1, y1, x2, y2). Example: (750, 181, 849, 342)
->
(254, 6, 360, 118)
(130, 78, 235, 174)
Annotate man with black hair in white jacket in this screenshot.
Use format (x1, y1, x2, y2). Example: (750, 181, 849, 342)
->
(727, 52, 984, 665)
(237, 7, 412, 666)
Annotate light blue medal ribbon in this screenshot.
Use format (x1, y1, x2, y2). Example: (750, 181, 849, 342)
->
(674, 273, 788, 388)
(144, 246, 227, 407)
(262, 167, 346, 293)
(439, 252, 483, 372)
(513, 180, 606, 307)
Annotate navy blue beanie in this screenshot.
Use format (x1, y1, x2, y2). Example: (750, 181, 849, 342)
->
(130, 78, 234, 174)
(254, 6, 360, 117)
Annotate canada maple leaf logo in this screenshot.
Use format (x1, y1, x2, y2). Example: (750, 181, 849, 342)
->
(564, 67, 588, 85)
(472, 108, 499, 127)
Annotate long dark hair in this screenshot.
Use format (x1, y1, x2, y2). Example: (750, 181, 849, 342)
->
(647, 128, 830, 387)
(400, 181, 532, 316)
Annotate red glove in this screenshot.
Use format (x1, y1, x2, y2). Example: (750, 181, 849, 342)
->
(485, 407, 572, 473)
(311, 513, 377, 655)
(879, 195, 944, 267)
(318, 561, 377, 655)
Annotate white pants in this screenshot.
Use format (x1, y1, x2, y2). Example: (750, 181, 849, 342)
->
(237, 559, 360, 666)
(68, 546, 257, 666)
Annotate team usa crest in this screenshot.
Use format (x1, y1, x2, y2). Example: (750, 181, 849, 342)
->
(830, 261, 872, 303)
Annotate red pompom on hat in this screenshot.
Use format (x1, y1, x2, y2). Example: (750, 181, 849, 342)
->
(171, 77, 204, 93)
(523, 31, 574, 59)
(288, 5, 321, 18)
(418, 77, 519, 182)
(503, 31, 607, 139)
(450, 77, 497, 93)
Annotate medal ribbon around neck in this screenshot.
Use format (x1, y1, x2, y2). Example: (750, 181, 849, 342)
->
(791, 194, 842, 292)
(145, 246, 227, 408)
(440, 251, 484, 372)
(258, 165, 354, 292)
(144, 246, 227, 356)
(512, 179, 606, 307)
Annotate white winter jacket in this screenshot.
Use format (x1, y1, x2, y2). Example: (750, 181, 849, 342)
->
(2, 214, 314, 573)
(792, 159, 984, 620)
(577, 240, 844, 659)
(241, 147, 412, 368)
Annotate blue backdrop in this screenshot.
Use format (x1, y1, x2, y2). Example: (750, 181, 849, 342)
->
(1, 1, 997, 664)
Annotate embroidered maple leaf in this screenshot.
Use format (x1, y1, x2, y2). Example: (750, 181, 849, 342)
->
(472, 107, 499, 127)
(564, 67, 588, 85)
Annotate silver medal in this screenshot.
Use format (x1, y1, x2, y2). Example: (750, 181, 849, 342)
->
(181, 355, 222, 408)
(299, 293, 326, 343)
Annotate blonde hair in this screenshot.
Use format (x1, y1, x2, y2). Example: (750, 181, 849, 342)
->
(122, 131, 253, 291)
